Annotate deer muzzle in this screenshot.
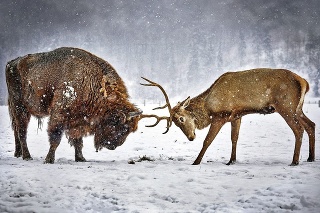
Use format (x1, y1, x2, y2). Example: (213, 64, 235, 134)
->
(187, 132, 196, 141)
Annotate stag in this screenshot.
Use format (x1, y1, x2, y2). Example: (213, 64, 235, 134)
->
(141, 69, 315, 165)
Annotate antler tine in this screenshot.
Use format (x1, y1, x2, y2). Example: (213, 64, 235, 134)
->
(152, 103, 168, 110)
(140, 77, 173, 134)
(139, 114, 171, 134)
(140, 77, 172, 113)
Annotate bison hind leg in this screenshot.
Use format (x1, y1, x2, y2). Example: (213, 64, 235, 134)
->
(69, 138, 86, 162)
(9, 102, 32, 160)
(13, 134, 22, 158)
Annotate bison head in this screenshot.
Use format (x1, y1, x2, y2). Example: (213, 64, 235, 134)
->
(94, 110, 141, 151)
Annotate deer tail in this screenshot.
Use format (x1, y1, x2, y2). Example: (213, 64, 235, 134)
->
(294, 73, 309, 114)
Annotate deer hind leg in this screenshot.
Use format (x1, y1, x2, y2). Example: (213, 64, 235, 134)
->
(69, 138, 86, 162)
(297, 111, 315, 162)
(193, 120, 226, 165)
(227, 118, 242, 165)
(279, 112, 304, 166)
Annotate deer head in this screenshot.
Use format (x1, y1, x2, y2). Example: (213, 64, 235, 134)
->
(140, 77, 196, 139)
(171, 96, 197, 141)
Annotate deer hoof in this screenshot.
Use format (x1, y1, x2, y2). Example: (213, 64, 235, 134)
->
(192, 161, 200, 165)
(290, 161, 299, 166)
(226, 160, 236, 165)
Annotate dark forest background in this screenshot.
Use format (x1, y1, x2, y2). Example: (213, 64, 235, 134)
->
(1, 0, 320, 104)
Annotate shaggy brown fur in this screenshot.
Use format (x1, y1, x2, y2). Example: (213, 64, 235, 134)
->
(6, 47, 141, 163)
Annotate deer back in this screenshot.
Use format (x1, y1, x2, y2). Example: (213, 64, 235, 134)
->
(204, 68, 306, 117)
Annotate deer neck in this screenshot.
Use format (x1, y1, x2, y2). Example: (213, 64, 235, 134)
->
(187, 97, 211, 130)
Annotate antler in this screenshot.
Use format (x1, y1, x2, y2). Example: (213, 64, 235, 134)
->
(140, 77, 173, 134)
(139, 114, 171, 134)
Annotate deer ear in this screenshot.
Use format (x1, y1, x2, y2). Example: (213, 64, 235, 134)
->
(181, 96, 191, 108)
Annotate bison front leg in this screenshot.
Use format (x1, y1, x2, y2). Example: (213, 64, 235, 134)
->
(45, 124, 63, 164)
(69, 138, 86, 162)
(193, 120, 226, 165)
(227, 118, 241, 165)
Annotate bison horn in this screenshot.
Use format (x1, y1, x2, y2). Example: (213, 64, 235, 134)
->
(119, 112, 127, 124)
(127, 110, 143, 121)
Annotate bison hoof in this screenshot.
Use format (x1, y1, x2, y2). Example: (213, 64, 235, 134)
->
(14, 148, 22, 158)
(14, 152, 22, 158)
(44, 158, 55, 164)
(307, 157, 315, 162)
(22, 156, 33, 161)
(192, 161, 200, 165)
(75, 157, 86, 162)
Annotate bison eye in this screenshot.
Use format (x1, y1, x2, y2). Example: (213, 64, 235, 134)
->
(179, 117, 185, 123)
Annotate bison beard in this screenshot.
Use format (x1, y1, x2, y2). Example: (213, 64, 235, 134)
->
(6, 47, 141, 164)
(93, 111, 139, 151)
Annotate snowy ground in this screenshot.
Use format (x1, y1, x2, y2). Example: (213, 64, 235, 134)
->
(0, 102, 319, 213)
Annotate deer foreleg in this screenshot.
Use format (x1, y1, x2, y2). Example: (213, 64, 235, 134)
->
(227, 118, 242, 165)
(193, 121, 226, 165)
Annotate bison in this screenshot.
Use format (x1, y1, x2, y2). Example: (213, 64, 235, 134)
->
(6, 47, 142, 163)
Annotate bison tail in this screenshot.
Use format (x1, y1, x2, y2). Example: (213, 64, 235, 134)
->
(5, 58, 28, 130)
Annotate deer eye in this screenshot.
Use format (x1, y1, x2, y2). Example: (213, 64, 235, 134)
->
(179, 117, 185, 123)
